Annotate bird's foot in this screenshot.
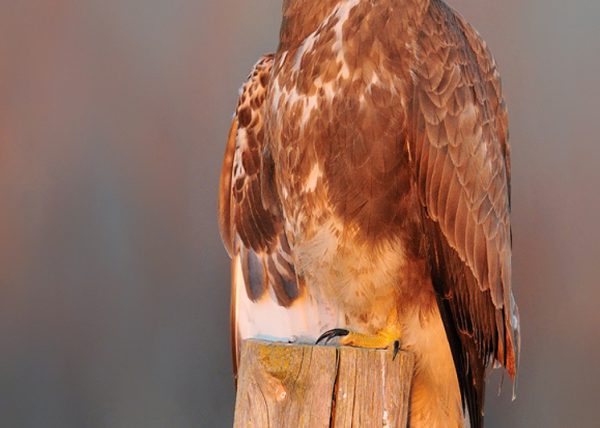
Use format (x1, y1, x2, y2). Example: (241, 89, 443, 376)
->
(316, 326, 402, 359)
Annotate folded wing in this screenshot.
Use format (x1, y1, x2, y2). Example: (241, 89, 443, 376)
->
(410, 3, 520, 427)
(218, 55, 301, 374)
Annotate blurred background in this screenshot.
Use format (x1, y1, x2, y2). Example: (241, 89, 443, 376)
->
(0, 0, 598, 426)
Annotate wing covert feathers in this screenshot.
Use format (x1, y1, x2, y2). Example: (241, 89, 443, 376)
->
(219, 55, 302, 375)
(412, 2, 520, 427)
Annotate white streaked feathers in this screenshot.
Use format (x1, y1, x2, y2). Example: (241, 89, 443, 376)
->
(272, 0, 361, 126)
(303, 164, 323, 193)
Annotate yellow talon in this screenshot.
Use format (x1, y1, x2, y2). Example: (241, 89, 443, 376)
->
(339, 328, 400, 349)
(316, 313, 402, 355)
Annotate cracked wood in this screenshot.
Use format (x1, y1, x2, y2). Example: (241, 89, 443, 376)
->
(233, 339, 415, 427)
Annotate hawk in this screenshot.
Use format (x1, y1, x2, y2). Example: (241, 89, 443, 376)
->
(219, 0, 520, 426)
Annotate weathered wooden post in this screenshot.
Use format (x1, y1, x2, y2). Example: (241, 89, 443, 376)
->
(234, 339, 415, 428)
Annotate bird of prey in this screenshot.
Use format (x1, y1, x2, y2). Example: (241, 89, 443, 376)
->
(219, 0, 520, 426)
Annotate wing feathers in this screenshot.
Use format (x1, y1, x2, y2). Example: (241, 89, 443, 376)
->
(240, 247, 267, 301)
(218, 55, 304, 374)
(218, 120, 238, 257)
(411, 2, 520, 427)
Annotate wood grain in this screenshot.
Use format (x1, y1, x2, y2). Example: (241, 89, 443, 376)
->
(234, 339, 415, 428)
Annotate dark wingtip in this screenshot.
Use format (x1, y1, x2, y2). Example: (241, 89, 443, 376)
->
(240, 248, 267, 301)
(268, 249, 300, 308)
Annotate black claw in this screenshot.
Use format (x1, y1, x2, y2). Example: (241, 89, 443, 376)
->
(316, 328, 350, 345)
(392, 340, 400, 360)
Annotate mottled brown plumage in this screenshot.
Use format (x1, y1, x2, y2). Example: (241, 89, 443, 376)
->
(219, 1, 519, 426)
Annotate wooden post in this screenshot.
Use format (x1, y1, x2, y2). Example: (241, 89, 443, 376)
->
(234, 339, 415, 428)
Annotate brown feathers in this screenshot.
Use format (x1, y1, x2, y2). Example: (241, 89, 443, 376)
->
(410, 2, 519, 426)
(218, 55, 303, 360)
(221, 1, 519, 425)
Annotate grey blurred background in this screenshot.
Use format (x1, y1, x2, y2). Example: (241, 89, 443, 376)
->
(0, 1, 598, 427)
